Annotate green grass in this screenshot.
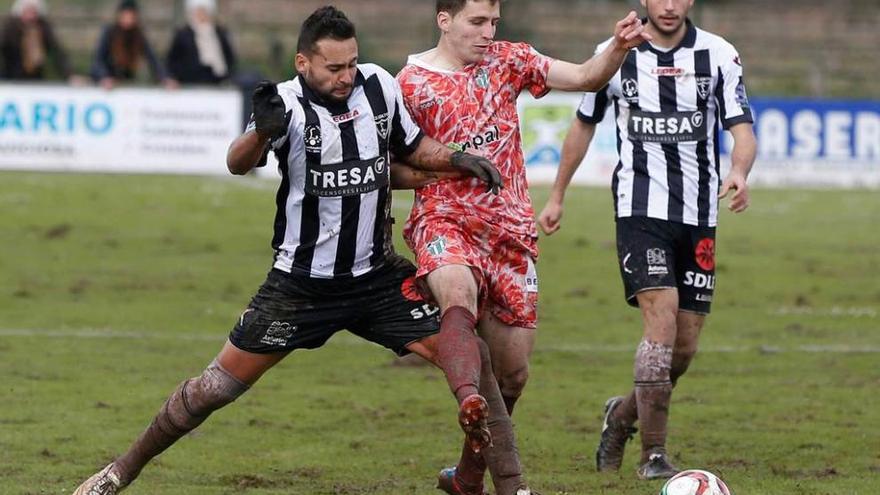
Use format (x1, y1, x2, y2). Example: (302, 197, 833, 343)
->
(1, 171, 878, 494)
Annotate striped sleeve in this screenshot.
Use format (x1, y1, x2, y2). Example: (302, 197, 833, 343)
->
(576, 87, 611, 123)
(385, 72, 424, 156)
(575, 41, 612, 124)
(715, 43, 753, 129)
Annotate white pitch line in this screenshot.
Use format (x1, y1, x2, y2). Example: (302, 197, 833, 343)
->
(1, 328, 879, 353)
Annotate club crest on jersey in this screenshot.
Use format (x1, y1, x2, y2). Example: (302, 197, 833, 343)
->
(426, 236, 447, 257)
(474, 68, 490, 89)
(304, 125, 322, 153)
(622, 78, 639, 102)
(696, 76, 712, 100)
(374, 112, 389, 140)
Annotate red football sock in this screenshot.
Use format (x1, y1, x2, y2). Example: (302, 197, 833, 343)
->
(437, 306, 481, 403)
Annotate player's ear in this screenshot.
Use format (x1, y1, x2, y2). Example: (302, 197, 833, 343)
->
(437, 11, 451, 34)
(294, 52, 309, 76)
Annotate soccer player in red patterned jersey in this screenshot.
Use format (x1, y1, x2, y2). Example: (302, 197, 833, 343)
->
(395, 1, 651, 493)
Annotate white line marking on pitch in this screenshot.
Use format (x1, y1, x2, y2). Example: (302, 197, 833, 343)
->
(1, 328, 878, 353)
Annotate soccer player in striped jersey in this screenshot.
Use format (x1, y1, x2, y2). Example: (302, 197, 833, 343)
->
(396, 1, 651, 493)
(538, 0, 757, 481)
(72, 7, 524, 495)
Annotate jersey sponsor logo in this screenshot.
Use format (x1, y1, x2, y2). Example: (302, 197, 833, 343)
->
(374, 112, 389, 140)
(695, 238, 715, 271)
(426, 235, 447, 257)
(410, 303, 440, 320)
(696, 76, 712, 100)
(475, 68, 490, 89)
(418, 97, 442, 110)
(304, 124, 322, 153)
(646, 248, 668, 276)
(628, 109, 708, 143)
(260, 320, 297, 347)
(332, 108, 360, 123)
(684, 271, 715, 289)
(305, 156, 388, 197)
(622, 78, 639, 102)
(652, 67, 686, 77)
(455, 125, 500, 153)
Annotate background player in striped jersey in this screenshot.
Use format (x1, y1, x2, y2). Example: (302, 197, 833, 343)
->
(72, 7, 525, 495)
(538, 0, 757, 481)
(396, 1, 651, 493)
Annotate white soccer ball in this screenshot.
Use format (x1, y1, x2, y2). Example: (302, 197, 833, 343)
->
(660, 469, 732, 495)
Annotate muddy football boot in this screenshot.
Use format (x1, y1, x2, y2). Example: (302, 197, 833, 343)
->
(596, 396, 638, 472)
(459, 394, 492, 453)
(72, 463, 125, 495)
(636, 452, 680, 480)
(436, 467, 488, 495)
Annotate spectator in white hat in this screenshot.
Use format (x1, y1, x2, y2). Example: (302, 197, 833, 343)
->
(166, 0, 237, 85)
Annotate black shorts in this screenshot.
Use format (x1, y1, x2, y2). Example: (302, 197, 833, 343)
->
(615, 216, 717, 314)
(228, 255, 440, 355)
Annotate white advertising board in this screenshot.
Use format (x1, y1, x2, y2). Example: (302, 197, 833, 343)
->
(0, 84, 243, 175)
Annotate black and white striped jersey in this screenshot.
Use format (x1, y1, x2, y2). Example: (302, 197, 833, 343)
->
(249, 64, 423, 278)
(577, 20, 753, 227)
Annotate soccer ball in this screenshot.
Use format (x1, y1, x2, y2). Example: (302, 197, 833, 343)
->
(659, 469, 732, 495)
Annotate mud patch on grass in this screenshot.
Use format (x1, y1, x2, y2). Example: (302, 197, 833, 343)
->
(45, 223, 71, 240)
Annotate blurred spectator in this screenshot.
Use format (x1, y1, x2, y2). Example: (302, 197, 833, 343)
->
(91, 0, 176, 89)
(167, 0, 236, 85)
(0, 0, 76, 82)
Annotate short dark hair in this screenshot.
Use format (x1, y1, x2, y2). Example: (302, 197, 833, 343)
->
(296, 6, 356, 55)
(436, 0, 501, 16)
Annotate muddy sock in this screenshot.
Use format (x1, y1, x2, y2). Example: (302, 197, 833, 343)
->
(437, 306, 481, 403)
(478, 342, 524, 495)
(633, 339, 673, 463)
(612, 391, 639, 427)
(112, 361, 248, 485)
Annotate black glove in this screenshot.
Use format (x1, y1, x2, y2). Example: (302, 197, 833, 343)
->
(252, 80, 291, 140)
(450, 151, 504, 195)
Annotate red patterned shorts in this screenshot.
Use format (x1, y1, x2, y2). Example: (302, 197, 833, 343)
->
(404, 213, 538, 329)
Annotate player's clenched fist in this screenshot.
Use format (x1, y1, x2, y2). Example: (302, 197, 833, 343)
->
(451, 151, 504, 195)
(252, 81, 291, 140)
(612, 11, 652, 50)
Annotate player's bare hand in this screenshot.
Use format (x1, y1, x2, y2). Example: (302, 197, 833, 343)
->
(613, 11, 652, 50)
(719, 172, 750, 213)
(252, 80, 291, 140)
(538, 200, 563, 235)
(451, 151, 504, 194)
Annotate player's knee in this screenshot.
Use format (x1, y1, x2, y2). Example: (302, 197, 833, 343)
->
(184, 360, 250, 416)
(499, 364, 529, 398)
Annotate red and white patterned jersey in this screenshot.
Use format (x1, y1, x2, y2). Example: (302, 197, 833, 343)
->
(397, 41, 553, 237)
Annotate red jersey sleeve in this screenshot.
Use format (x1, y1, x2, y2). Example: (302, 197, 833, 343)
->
(503, 41, 553, 98)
